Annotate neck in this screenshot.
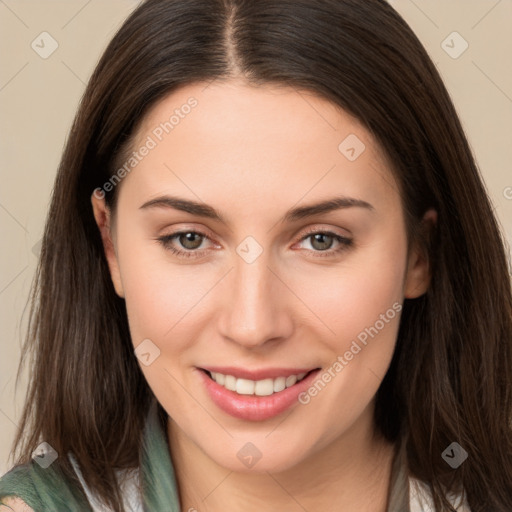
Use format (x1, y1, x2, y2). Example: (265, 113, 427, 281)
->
(167, 407, 397, 512)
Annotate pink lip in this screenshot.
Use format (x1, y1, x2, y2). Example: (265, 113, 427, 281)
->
(197, 367, 321, 421)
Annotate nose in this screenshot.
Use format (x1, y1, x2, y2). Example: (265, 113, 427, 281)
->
(217, 250, 294, 349)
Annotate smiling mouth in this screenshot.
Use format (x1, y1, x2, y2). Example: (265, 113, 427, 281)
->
(201, 368, 319, 397)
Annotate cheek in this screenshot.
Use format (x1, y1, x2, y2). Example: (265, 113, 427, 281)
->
(115, 240, 204, 407)
(287, 237, 407, 348)
(118, 246, 205, 348)
(292, 241, 406, 431)
(294, 270, 403, 437)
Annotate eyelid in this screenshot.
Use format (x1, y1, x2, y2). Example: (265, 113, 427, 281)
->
(297, 224, 352, 241)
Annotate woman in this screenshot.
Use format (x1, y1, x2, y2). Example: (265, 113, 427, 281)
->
(1, 0, 511, 510)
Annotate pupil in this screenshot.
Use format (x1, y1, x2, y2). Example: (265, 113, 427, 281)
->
(313, 233, 332, 250)
(181, 232, 202, 249)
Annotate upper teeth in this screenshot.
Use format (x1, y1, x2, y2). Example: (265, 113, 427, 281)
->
(210, 372, 308, 396)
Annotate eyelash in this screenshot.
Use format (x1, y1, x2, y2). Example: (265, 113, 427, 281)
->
(156, 227, 353, 260)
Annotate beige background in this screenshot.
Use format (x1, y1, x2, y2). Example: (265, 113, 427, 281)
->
(0, 0, 511, 475)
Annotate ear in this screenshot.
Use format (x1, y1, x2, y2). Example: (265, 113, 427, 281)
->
(404, 208, 437, 299)
(91, 191, 125, 298)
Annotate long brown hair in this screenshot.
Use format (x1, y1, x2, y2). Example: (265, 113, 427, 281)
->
(9, 0, 512, 510)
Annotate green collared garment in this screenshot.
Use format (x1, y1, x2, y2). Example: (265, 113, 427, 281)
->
(0, 400, 180, 511)
(0, 400, 410, 511)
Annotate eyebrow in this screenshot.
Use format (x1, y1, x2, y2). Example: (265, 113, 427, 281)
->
(139, 195, 374, 224)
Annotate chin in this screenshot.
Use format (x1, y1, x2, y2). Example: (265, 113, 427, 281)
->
(206, 441, 312, 474)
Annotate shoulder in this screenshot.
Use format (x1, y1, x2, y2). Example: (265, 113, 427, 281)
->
(0, 456, 93, 510)
(0, 497, 34, 511)
(0, 464, 40, 510)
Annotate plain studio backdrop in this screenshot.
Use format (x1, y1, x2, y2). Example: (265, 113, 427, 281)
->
(0, 0, 511, 476)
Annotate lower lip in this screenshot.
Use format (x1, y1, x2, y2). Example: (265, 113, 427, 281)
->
(198, 368, 321, 421)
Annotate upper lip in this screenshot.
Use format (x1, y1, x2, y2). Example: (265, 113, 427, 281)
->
(200, 366, 320, 381)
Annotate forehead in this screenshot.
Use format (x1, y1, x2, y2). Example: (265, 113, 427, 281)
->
(118, 80, 401, 217)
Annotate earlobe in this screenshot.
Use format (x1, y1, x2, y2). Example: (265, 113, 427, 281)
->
(404, 208, 437, 299)
(90, 193, 125, 298)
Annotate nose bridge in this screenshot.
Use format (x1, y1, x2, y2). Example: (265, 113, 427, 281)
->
(219, 243, 290, 347)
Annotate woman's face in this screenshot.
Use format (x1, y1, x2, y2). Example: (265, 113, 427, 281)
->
(92, 79, 431, 473)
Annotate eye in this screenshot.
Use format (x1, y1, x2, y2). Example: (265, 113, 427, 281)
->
(157, 230, 212, 259)
(156, 227, 353, 260)
(295, 227, 353, 257)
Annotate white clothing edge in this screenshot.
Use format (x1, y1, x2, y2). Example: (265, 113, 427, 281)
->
(69, 453, 471, 512)
(68, 453, 143, 512)
(409, 476, 471, 512)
